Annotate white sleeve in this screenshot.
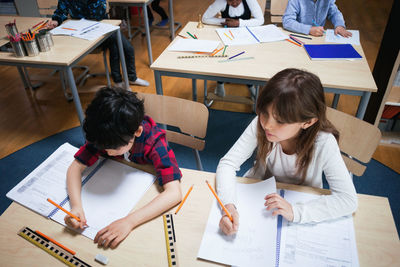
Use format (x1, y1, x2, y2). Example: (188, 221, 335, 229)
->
(239, 0, 264, 27)
(216, 116, 258, 205)
(292, 134, 358, 223)
(202, 0, 226, 25)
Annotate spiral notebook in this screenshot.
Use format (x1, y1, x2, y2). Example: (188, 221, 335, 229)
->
(6, 143, 156, 240)
(304, 44, 362, 60)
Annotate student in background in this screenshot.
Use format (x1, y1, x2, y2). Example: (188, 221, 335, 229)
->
(282, 0, 352, 37)
(147, 0, 169, 27)
(216, 68, 357, 235)
(48, 0, 149, 87)
(65, 87, 182, 248)
(202, 0, 264, 97)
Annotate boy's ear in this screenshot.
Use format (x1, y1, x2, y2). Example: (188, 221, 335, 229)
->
(302, 118, 318, 130)
(134, 126, 143, 137)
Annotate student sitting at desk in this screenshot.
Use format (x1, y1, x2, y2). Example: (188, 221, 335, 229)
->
(282, 0, 352, 37)
(202, 0, 264, 97)
(48, 0, 149, 87)
(216, 68, 357, 235)
(65, 87, 182, 248)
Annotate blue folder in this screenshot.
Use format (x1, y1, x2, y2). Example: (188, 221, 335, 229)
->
(304, 44, 362, 60)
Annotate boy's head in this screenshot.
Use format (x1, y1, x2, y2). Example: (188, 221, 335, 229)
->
(227, 0, 242, 8)
(83, 87, 144, 152)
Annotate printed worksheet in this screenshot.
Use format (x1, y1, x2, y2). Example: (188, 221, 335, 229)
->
(325, 29, 360, 45)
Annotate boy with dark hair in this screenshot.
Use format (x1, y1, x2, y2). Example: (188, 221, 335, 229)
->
(66, 87, 182, 248)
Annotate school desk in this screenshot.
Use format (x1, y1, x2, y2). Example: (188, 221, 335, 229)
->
(0, 16, 129, 125)
(0, 163, 398, 266)
(150, 22, 378, 119)
(108, 0, 181, 65)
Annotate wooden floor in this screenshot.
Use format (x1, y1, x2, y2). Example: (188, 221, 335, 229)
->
(1, 0, 399, 173)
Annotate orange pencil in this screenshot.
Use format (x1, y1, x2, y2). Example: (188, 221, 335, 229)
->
(286, 39, 302, 47)
(205, 180, 233, 222)
(61, 27, 77, 31)
(175, 184, 194, 214)
(229, 29, 234, 38)
(210, 47, 224, 56)
(35, 230, 76, 255)
(47, 198, 81, 222)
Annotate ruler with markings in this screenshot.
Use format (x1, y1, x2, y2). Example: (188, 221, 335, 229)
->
(163, 214, 179, 266)
(18, 227, 91, 267)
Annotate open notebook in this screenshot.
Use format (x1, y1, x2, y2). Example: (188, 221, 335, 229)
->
(197, 178, 359, 267)
(6, 143, 156, 240)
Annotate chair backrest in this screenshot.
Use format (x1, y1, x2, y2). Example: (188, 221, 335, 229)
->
(326, 107, 381, 176)
(36, 0, 58, 17)
(257, 0, 267, 15)
(270, 0, 288, 23)
(137, 93, 209, 151)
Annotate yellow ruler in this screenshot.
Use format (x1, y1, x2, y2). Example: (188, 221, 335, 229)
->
(163, 214, 179, 266)
(18, 226, 91, 267)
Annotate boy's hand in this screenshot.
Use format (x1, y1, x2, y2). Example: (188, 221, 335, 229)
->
(219, 203, 239, 235)
(309, 26, 325, 36)
(334, 26, 352, 38)
(64, 207, 87, 230)
(264, 193, 294, 221)
(46, 20, 58, 29)
(222, 18, 240, 27)
(94, 217, 133, 249)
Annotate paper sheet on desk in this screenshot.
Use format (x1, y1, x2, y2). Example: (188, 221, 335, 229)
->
(197, 178, 278, 267)
(325, 29, 360, 45)
(167, 39, 220, 52)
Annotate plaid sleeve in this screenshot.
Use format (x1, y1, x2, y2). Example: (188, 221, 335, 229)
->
(52, 0, 70, 26)
(74, 142, 101, 167)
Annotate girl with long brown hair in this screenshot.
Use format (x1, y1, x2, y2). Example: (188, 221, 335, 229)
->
(216, 68, 357, 235)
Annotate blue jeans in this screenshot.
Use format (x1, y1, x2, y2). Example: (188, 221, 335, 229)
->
(104, 32, 137, 83)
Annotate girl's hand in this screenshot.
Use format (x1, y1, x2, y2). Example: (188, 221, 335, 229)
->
(309, 26, 325, 36)
(334, 26, 352, 38)
(264, 193, 294, 221)
(94, 217, 133, 249)
(219, 203, 239, 235)
(46, 20, 58, 29)
(64, 207, 87, 230)
(222, 18, 240, 27)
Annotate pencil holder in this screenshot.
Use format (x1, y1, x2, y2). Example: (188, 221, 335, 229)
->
(39, 29, 54, 47)
(36, 33, 50, 52)
(10, 40, 26, 57)
(5, 23, 18, 36)
(23, 39, 40, 57)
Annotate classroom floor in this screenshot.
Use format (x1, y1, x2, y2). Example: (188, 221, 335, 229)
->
(0, 0, 399, 173)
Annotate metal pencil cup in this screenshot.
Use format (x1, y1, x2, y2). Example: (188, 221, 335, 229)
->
(5, 24, 18, 36)
(39, 29, 54, 47)
(23, 40, 40, 57)
(36, 33, 50, 52)
(10, 41, 26, 57)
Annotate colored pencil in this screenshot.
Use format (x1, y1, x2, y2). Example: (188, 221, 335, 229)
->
(47, 198, 81, 222)
(289, 36, 302, 46)
(31, 20, 44, 29)
(229, 29, 234, 38)
(175, 184, 194, 214)
(286, 39, 302, 47)
(205, 180, 233, 222)
(186, 31, 197, 39)
(178, 34, 188, 39)
(229, 51, 245, 60)
(289, 35, 304, 45)
(289, 33, 312, 40)
(211, 46, 224, 56)
(194, 34, 198, 39)
(35, 230, 76, 255)
(224, 32, 232, 40)
(61, 27, 77, 31)
(222, 45, 227, 56)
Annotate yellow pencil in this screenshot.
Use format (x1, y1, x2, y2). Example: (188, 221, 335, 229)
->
(211, 47, 224, 56)
(175, 184, 194, 214)
(205, 180, 233, 222)
(224, 32, 232, 40)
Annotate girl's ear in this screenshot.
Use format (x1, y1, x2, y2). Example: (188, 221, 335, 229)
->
(302, 118, 318, 130)
(134, 126, 143, 137)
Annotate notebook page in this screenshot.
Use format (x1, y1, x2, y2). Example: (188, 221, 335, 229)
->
(325, 29, 360, 45)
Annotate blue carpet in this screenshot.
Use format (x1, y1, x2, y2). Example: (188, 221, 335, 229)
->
(1, 109, 399, 238)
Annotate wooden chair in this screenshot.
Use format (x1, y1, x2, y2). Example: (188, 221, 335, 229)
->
(137, 93, 209, 171)
(326, 107, 381, 176)
(270, 0, 288, 24)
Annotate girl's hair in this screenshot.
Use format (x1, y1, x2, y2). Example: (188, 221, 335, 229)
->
(255, 68, 339, 184)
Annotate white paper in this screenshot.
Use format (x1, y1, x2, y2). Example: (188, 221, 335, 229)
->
(216, 24, 288, 46)
(198, 178, 278, 267)
(279, 190, 359, 267)
(167, 38, 220, 52)
(50, 18, 119, 40)
(325, 29, 360, 45)
(51, 159, 156, 240)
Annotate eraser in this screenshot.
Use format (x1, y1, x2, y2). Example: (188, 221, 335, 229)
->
(95, 254, 109, 265)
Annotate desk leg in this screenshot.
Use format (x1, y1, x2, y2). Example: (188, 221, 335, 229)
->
(154, 71, 163, 95)
(332, 93, 340, 109)
(116, 29, 129, 90)
(192, 79, 197, 101)
(168, 0, 175, 39)
(125, 7, 132, 40)
(142, 4, 153, 65)
(17, 66, 29, 89)
(66, 67, 84, 125)
(356, 91, 371, 119)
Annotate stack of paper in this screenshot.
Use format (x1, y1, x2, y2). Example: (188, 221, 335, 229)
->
(167, 39, 220, 53)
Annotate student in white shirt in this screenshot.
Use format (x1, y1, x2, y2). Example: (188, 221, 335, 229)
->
(202, 0, 264, 97)
(216, 68, 357, 235)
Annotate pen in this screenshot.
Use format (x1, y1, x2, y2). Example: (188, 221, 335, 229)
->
(289, 34, 312, 40)
(289, 36, 302, 46)
(205, 180, 233, 222)
(224, 32, 232, 40)
(35, 230, 76, 255)
(229, 51, 245, 60)
(47, 198, 81, 222)
(175, 184, 194, 215)
(187, 31, 197, 39)
(312, 19, 325, 33)
(211, 46, 224, 56)
(61, 27, 77, 31)
(286, 39, 302, 47)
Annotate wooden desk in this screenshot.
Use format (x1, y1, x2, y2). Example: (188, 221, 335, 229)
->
(0, 166, 398, 266)
(0, 16, 129, 125)
(151, 22, 378, 119)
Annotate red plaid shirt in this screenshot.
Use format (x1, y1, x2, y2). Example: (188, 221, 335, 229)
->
(74, 116, 182, 186)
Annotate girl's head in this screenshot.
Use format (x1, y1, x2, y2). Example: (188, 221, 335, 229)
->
(255, 68, 338, 182)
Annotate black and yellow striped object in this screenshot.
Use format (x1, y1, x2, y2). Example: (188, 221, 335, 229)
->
(163, 214, 179, 266)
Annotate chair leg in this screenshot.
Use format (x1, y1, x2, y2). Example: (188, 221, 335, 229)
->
(332, 93, 340, 109)
(60, 70, 73, 102)
(193, 149, 203, 171)
(204, 80, 214, 107)
(103, 50, 111, 87)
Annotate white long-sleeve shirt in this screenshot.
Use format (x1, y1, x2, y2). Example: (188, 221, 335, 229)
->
(216, 116, 357, 224)
(202, 0, 264, 27)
